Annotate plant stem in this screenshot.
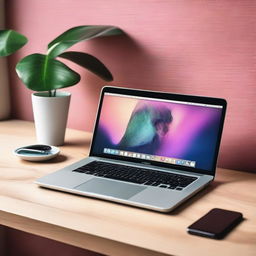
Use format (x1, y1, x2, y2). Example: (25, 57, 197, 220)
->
(48, 90, 52, 97)
(53, 89, 56, 97)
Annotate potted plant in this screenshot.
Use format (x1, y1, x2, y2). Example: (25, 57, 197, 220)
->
(0, 30, 27, 120)
(0, 25, 123, 145)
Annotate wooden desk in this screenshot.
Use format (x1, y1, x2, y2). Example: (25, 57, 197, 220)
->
(0, 120, 255, 256)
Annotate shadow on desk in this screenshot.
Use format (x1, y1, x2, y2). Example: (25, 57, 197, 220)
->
(170, 181, 222, 215)
(20, 154, 69, 165)
(64, 138, 91, 147)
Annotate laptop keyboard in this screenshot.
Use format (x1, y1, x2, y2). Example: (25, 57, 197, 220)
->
(72, 161, 198, 191)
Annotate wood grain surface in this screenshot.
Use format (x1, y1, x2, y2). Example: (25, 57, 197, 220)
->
(0, 120, 255, 256)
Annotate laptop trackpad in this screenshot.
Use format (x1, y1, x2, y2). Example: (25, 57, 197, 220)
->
(75, 178, 146, 200)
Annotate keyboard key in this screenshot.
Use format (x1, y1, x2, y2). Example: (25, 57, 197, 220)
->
(159, 185, 168, 188)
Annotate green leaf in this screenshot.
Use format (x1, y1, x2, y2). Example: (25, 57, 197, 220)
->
(16, 53, 80, 91)
(47, 25, 124, 58)
(0, 29, 27, 57)
(59, 51, 113, 81)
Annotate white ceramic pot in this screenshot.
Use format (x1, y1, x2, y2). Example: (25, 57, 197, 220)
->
(32, 91, 71, 146)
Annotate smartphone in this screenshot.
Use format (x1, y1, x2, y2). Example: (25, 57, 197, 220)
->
(187, 208, 243, 239)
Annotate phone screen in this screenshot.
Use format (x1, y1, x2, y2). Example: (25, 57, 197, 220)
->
(187, 208, 243, 239)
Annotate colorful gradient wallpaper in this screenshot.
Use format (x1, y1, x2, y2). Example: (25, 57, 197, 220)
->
(92, 94, 223, 171)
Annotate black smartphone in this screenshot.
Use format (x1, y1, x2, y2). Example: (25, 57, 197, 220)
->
(187, 208, 243, 239)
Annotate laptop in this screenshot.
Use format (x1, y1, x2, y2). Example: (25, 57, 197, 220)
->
(36, 86, 227, 212)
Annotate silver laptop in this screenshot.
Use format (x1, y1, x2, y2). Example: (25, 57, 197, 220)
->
(36, 86, 227, 212)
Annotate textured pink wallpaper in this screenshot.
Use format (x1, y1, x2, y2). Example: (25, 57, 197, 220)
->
(6, 0, 256, 173)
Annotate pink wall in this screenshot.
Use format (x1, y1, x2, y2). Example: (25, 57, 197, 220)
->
(6, 0, 256, 173)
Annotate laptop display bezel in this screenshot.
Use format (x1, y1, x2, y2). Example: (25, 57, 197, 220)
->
(89, 86, 227, 176)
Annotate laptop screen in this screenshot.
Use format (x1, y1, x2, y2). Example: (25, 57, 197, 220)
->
(91, 87, 226, 174)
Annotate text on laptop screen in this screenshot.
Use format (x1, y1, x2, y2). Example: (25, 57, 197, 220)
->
(92, 93, 223, 171)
